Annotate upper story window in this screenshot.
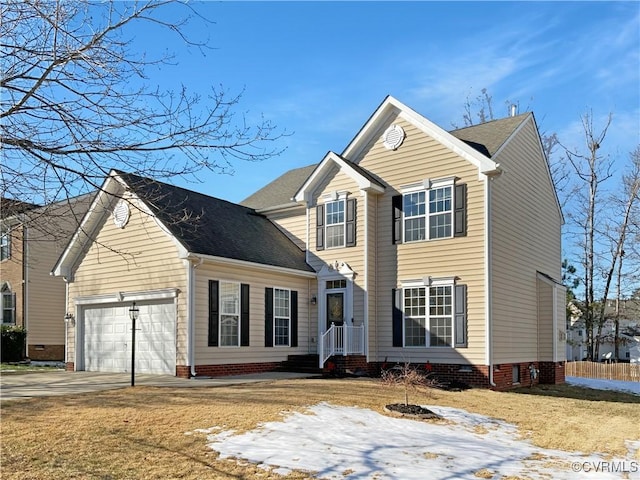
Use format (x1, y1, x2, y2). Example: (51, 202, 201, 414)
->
(316, 197, 356, 250)
(1, 283, 15, 324)
(1, 230, 10, 261)
(393, 178, 467, 244)
(325, 200, 345, 248)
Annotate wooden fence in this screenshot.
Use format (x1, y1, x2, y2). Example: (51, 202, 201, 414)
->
(566, 361, 640, 382)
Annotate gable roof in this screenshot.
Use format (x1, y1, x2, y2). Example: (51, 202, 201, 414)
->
(449, 113, 531, 158)
(342, 95, 503, 176)
(54, 170, 314, 277)
(248, 98, 533, 209)
(241, 164, 317, 210)
(294, 152, 386, 204)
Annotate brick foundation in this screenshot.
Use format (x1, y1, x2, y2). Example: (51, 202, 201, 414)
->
(325, 355, 368, 375)
(176, 361, 281, 379)
(27, 344, 64, 362)
(370, 360, 565, 390)
(65, 362, 75, 371)
(538, 361, 565, 385)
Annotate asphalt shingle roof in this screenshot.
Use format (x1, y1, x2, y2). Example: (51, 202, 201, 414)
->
(449, 113, 530, 158)
(115, 171, 313, 273)
(240, 114, 531, 211)
(240, 164, 317, 210)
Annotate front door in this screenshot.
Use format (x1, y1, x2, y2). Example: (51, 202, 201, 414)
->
(326, 292, 344, 329)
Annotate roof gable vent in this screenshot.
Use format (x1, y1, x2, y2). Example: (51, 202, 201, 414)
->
(382, 124, 405, 151)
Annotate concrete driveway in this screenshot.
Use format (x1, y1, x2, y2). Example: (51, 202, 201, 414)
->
(0, 370, 317, 402)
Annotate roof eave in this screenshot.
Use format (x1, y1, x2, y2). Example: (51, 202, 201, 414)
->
(184, 252, 316, 277)
(294, 152, 385, 203)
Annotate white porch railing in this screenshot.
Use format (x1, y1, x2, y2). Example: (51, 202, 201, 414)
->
(319, 323, 365, 367)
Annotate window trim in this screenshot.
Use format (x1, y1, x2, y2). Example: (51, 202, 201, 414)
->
(1, 283, 16, 324)
(273, 287, 291, 347)
(218, 281, 241, 347)
(401, 277, 456, 348)
(324, 198, 346, 249)
(401, 177, 455, 243)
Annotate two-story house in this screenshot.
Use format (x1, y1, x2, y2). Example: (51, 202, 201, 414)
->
(53, 96, 566, 389)
(1, 195, 91, 360)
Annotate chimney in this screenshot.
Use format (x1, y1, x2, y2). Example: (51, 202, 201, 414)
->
(510, 104, 518, 117)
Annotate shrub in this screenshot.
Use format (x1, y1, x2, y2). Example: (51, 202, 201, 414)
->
(1, 325, 27, 362)
(380, 362, 440, 405)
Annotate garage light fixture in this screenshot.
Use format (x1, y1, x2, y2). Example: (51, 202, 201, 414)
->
(129, 302, 139, 387)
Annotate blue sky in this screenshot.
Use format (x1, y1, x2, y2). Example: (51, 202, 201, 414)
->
(131, 1, 640, 204)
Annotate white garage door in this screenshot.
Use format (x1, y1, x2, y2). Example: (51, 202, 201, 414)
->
(83, 300, 176, 375)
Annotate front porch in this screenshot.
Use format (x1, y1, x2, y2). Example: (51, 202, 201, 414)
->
(319, 323, 366, 368)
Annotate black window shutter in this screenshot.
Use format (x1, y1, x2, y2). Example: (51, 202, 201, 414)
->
(290, 290, 298, 347)
(454, 284, 468, 347)
(208, 280, 219, 347)
(392, 288, 403, 347)
(454, 184, 467, 237)
(392, 195, 403, 244)
(316, 204, 325, 250)
(264, 287, 273, 347)
(346, 198, 356, 247)
(241, 283, 250, 346)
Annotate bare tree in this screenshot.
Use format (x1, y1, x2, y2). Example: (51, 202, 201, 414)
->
(562, 111, 615, 360)
(611, 147, 640, 359)
(1, 1, 285, 243)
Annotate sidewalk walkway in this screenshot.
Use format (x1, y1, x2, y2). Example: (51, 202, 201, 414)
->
(0, 370, 318, 402)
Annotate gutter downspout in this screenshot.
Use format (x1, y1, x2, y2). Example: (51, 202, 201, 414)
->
(363, 190, 369, 360)
(485, 176, 496, 388)
(22, 223, 28, 356)
(64, 280, 69, 364)
(187, 255, 204, 378)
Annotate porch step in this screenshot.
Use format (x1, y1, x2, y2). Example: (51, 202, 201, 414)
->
(279, 354, 323, 374)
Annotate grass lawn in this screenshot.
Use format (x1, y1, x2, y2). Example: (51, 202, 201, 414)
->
(0, 362, 65, 374)
(1, 378, 638, 479)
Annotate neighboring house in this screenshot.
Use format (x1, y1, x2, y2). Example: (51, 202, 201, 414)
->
(566, 299, 640, 362)
(1, 195, 91, 360)
(54, 95, 566, 389)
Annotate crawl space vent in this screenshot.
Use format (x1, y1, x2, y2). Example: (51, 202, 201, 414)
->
(382, 124, 405, 150)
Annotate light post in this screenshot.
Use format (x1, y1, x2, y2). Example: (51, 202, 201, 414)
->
(129, 301, 139, 387)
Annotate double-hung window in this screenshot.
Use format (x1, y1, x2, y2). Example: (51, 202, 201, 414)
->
(219, 282, 240, 347)
(393, 178, 466, 244)
(393, 278, 467, 348)
(404, 284, 452, 347)
(1, 283, 15, 324)
(273, 288, 291, 346)
(325, 200, 345, 248)
(316, 197, 356, 250)
(403, 179, 453, 242)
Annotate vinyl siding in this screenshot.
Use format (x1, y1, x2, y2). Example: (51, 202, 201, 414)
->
(556, 285, 567, 361)
(193, 261, 316, 364)
(263, 205, 307, 250)
(537, 278, 554, 361)
(310, 168, 367, 326)
(357, 116, 487, 364)
(490, 118, 562, 363)
(66, 197, 188, 364)
(25, 235, 67, 345)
